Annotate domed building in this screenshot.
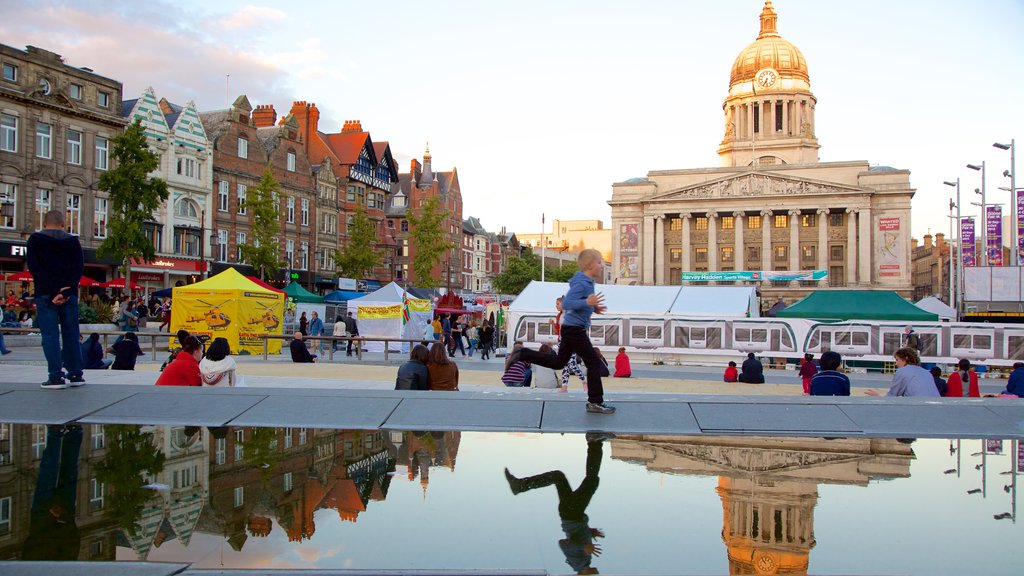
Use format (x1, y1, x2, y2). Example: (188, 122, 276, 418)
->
(609, 1, 914, 302)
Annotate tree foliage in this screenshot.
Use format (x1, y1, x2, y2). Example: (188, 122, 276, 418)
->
(94, 425, 166, 535)
(545, 261, 579, 283)
(97, 119, 169, 274)
(491, 248, 542, 294)
(239, 167, 282, 280)
(334, 204, 380, 279)
(407, 195, 456, 289)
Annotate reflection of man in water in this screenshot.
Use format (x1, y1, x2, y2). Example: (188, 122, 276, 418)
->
(505, 436, 608, 575)
(22, 425, 83, 560)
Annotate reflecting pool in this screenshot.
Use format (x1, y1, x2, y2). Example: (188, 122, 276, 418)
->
(0, 423, 1020, 574)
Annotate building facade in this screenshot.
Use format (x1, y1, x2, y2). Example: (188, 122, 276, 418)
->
(121, 88, 213, 287)
(0, 44, 125, 279)
(608, 2, 914, 301)
(201, 96, 317, 285)
(910, 233, 951, 302)
(518, 219, 613, 264)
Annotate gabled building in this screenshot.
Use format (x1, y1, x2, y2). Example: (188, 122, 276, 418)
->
(387, 146, 463, 289)
(0, 44, 126, 280)
(289, 103, 398, 284)
(121, 87, 213, 287)
(462, 216, 491, 292)
(201, 96, 316, 285)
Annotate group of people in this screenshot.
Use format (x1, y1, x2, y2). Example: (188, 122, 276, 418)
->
(395, 342, 461, 391)
(289, 311, 361, 362)
(426, 313, 497, 359)
(154, 330, 238, 386)
(500, 344, 631, 390)
(111, 294, 172, 333)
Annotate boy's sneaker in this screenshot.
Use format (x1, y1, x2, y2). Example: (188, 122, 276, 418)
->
(586, 402, 616, 414)
(67, 375, 86, 387)
(41, 378, 68, 390)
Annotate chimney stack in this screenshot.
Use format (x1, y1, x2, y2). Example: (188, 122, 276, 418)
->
(342, 120, 363, 133)
(923, 234, 933, 249)
(935, 233, 945, 250)
(252, 104, 277, 128)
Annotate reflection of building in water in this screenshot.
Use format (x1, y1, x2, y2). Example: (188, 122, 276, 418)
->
(0, 423, 119, 561)
(387, 431, 461, 498)
(118, 425, 209, 560)
(612, 436, 913, 574)
(197, 427, 395, 550)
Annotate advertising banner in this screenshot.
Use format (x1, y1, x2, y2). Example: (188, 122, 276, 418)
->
(985, 439, 1003, 454)
(236, 291, 285, 354)
(986, 205, 1003, 266)
(1018, 189, 1024, 265)
(408, 299, 431, 313)
(680, 270, 827, 282)
(170, 288, 284, 355)
(960, 218, 976, 267)
(618, 223, 639, 278)
(877, 216, 902, 277)
(357, 304, 402, 319)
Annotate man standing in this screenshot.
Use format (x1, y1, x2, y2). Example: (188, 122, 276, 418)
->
(308, 311, 324, 355)
(343, 311, 359, 356)
(27, 210, 84, 389)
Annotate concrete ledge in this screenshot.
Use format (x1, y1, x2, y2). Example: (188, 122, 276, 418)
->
(1, 383, 1021, 439)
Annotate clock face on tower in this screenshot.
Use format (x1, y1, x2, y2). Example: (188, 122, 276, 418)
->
(755, 68, 778, 89)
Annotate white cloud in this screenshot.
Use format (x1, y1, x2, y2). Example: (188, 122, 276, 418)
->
(220, 5, 288, 30)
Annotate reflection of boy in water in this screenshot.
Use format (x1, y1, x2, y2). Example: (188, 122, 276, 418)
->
(505, 437, 607, 575)
(22, 425, 83, 560)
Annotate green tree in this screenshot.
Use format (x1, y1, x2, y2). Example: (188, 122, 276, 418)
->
(97, 119, 169, 277)
(95, 425, 166, 535)
(492, 248, 542, 294)
(407, 195, 456, 288)
(546, 261, 579, 283)
(239, 167, 282, 280)
(334, 204, 380, 278)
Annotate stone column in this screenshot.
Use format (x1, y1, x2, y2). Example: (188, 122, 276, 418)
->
(747, 103, 754, 139)
(817, 208, 829, 282)
(734, 211, 745, 270)
(642, 215, 655, 285)
(680, 213, 692, 273)
(789, 209, 800, 273)
(761, 209, 772, 271)
(858, 206, 872, 286)
(654, 215, 666, 285)
(782, 99, 789, 136)
(846, 208, 858, 286)
(707, 211, 718, 272)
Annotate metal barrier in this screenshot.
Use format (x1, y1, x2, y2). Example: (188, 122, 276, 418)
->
(0, 327, 171, 361)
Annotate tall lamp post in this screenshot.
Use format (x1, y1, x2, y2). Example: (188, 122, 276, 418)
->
(993, 140, 1016, 265)
(944, 179, 961, 316)
(967, 162, 986, 265)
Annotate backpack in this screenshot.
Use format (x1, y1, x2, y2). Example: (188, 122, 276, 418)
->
(907, 333, 921, 351)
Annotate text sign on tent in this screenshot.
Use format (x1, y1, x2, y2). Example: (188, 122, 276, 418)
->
(680, 270, 827, 282)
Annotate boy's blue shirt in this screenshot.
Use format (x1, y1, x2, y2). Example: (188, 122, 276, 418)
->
(562, 271, 596, 328)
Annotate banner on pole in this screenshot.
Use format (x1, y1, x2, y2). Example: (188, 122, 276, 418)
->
(960, 217, 976, 267)
(1017, 188, 1024, 265)
(986, 205, 1003, 266)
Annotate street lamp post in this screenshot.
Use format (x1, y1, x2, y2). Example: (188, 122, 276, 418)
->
(993, 140, 1016, 265)
(967, 162, 986, 265)
(944, 179, 961, 316)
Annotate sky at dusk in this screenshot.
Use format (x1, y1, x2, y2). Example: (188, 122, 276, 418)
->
(4, 0, 1022, 241)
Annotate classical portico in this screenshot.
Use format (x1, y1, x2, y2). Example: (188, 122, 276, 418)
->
(609, 1, 914, 303)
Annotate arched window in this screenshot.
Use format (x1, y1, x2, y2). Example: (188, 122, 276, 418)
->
(175, 198, 199, 218)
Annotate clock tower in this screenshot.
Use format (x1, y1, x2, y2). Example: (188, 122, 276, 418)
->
(718, 1, 820, 167)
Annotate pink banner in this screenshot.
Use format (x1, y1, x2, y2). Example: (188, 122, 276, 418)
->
(960, 218, 976, 267)
(986, 206, 1003, 266)
(1017, 189, 1024, 265)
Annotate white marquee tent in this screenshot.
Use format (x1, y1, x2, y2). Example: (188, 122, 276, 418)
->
(348, 282, 432, 352)
(914, 296, 957, 322)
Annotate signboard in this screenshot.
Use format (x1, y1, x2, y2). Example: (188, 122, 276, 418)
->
(960, 218, 976, 267)
(618, 223, 639, 278)
(680, 270, 827, 282)
(0, 241, 27, 259)
(985, 439, 1003, 454)
(877, 216, 902, 277)
(338, 277, 357, 290)
(986, 205, 1003, 266)
(357, 304, 401, 319)
(1018, 189, 1024, 265)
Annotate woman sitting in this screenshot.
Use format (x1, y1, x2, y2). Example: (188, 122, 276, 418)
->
(501, 342, 532, 387)
(155, 336, 203, 386)
(200, 337, 237, 387)
(110, 332, 144, 371)
(946, 358, 981, 398)
(427, 342, 459, 391)
(395, 344, 430, 390)
(81, 333, 112, 369)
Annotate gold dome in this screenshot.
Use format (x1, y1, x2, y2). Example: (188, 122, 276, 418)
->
(729, 1, 809, 89)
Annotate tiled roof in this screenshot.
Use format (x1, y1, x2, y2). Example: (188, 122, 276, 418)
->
(322, 131, 369, 165)
(120, 98, 138, 118)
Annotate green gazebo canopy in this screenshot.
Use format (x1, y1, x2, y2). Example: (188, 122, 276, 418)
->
(775, 290, 938, 322)
(283, 281, 323, 303)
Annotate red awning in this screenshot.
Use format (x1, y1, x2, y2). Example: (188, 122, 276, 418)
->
(79, 276, 101, 287)
(245, 275, 285, 293)
(101, 278, 143, 290)
(5, 271, 32, 282)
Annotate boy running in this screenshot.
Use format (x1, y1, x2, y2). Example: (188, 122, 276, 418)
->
(509, 249, 615, 414)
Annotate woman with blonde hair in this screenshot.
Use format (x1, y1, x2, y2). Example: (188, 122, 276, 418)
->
(427, 341, 459, 391)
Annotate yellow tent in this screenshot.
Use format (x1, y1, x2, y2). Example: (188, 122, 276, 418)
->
(170, 268, 286, 355)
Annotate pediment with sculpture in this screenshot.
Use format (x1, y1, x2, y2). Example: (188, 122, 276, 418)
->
(651, 173, 864, 203)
